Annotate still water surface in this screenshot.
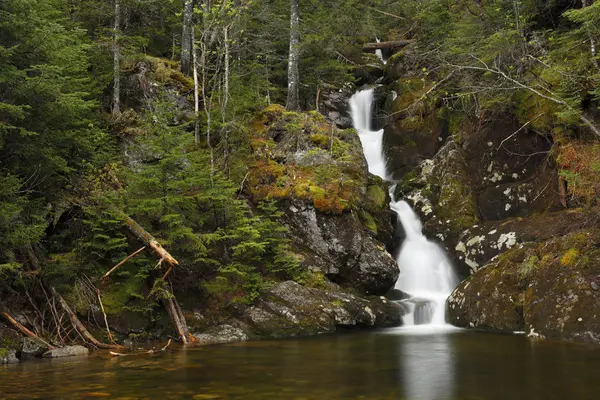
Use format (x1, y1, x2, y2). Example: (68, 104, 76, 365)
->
(2, 327, 600, 399)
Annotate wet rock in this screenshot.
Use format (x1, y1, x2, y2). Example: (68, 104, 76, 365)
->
(283, 201, 398, 295)
(43, 345, 89, 358)
(0, 348, 18, 364)
(453, 210, 588, 274)
(320, 84, 355, 129)
(21, 337, 51, 359)
(448, 229, 600, 345)
(242, 281, 404, 338)
(193, 324, 249, 345)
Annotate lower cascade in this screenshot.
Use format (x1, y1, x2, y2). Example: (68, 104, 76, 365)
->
(349, 88, 458, 326)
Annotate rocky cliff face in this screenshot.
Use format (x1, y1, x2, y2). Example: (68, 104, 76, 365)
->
(377, 45, 600, 344)
(245, 105, 399, 296)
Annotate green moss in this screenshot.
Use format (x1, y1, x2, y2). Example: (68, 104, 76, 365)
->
(0, 348, 8, 359)
(518, 255, 539, 279)
(560, 248, 579, 267)
(359, 210, 378, 234)
(366, 185, 387, 209)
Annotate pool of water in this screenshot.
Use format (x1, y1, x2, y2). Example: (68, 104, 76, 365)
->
(2, 327, 600, 399)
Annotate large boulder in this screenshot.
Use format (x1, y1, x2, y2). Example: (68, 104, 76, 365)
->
(283, 201, 398, 295)
(192, 281, 404, 341)
(448, 229, 600, 344)
(247, 108, 399, 295)
(243, 281, 404, 338)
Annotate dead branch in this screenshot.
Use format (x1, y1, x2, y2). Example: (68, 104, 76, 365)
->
(96, 289, 117, 344)
(498, 113, 545, 150)
(102, 246, 146, 282)
(50, 286, 124, 350)
(0, 312, 55, 349)
(447, 58, 600, 139)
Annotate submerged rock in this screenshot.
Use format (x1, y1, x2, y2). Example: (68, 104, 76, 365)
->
(43, 345, 89, 358)
(448, 229, 600, 344)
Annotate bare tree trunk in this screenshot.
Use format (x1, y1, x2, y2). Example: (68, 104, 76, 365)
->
(222, 25, 231, 177)
(181, 0, 194, 75)
(582, 0, 599, 69)
(112, 0, 121, 119)
(200, 34, 215, 177)
(193, 27, 200, 146)
(286, 0, 300, 111)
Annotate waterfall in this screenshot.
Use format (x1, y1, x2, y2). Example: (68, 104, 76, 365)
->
(375, 37, 386, 64)
(349, 89, 387, 179)
(349, 88, 458, 327)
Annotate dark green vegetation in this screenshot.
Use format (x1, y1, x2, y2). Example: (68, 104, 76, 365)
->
(1, 0, 600, 354)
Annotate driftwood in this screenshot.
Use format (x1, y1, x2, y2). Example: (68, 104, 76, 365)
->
(109, 339, 172, 357)
(362, 40, 414, 51)
(50, 286, 124, 350)
(1, 311, 55, 350)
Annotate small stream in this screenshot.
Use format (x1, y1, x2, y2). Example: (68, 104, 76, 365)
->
(2, 331, 600, 399)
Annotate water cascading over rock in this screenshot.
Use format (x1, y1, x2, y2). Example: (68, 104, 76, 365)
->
(349, 88, 458, 326)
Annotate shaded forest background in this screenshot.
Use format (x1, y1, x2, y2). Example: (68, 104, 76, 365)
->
(1, 0, 599, 340)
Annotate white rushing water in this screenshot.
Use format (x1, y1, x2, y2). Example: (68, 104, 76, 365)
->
(375, 37, 386, 64)
(349, 88, 458, 327)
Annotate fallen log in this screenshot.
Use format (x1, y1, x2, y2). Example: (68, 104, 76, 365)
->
(120, 215, 196, 344)
(362, 40, 414, 51)
(50, 286, 124, 350)
(0, 312, 55, 350)
(123, 217, 178, 273)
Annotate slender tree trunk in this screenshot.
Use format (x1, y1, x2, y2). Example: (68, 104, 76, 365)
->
(582, 0, 599, 70)
(193, 27, 200, 146)
(112, 0, 121, 119)
(181, 0, 194, 75)
(286, 0, 300, 111)
(222, 25, 231, 177)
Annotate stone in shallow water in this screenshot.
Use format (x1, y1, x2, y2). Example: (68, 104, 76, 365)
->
(21, 337, 51, 359)
(1, 348, 19, 364)
(43, 345, 89, 358)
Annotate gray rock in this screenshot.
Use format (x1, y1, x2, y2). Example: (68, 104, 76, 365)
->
(243, 281, 404, 338)
(21, 337, 51, 359)
(42, 345, 89, 358)
(284, 201, 399, 295)
(194, 324, 249, 345)
(1, 348, 19, 364)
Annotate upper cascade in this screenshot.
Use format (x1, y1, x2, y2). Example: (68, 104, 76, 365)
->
(349, 89, 387, 179)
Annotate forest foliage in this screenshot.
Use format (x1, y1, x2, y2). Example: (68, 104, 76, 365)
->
(1, 0, 599, 319)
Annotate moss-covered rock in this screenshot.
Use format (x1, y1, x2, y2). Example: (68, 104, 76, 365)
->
(448, 229, 600, 344)
(247, 107, 398, 295)
(453, 209, 588, 275)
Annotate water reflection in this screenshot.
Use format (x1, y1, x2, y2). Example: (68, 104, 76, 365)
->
(397, 330, 456, 400)
(2, 330, 600, 399)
